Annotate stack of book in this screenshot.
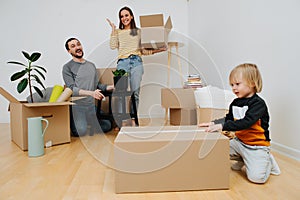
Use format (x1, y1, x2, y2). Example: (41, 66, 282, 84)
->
(183, 74, 204, 88)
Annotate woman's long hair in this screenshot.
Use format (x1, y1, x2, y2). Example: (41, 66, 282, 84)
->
(118, 6, 138, 36)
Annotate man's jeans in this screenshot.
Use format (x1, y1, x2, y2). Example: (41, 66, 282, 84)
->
(70, 104, 111, 136)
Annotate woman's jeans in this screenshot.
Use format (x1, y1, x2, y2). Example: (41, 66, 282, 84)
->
(70, 104, 111, 137)
(117, 55, 144, 116)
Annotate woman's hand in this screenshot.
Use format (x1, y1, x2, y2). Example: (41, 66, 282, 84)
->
(106, 18, 116, 33)
(152, 45, 168, 54)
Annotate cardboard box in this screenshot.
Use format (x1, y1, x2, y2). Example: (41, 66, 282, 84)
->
(161, 88, 196, 109)
(97, 68, 116, 112)
(114, 126, 229, 193)
(140, 14, 172, 49)
(170, 108, 197, 125)
(0, 87, 72, 150)
(197, 107, 227, 124)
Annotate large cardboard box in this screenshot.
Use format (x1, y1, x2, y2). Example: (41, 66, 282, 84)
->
(97, 68, 116, 113)
(114, 126, 229, 193)
(0, 87, 72, 150)
(197, 107, 227, 124)
(161, 88, 196, 109)
(170, 108, 197, 125)
(140, 14, 172, 49)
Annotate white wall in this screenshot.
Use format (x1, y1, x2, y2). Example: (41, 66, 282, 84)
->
(1, 0, 299, 160)
(188, 0, 300, 159)
(0, 0, 188, 121)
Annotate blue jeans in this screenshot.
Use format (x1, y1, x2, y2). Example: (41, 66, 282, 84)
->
(117, 55, 144, 115)
(70, 104, 111, 136)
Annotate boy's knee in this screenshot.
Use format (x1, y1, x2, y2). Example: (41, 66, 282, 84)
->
(247, 172, 268, 184)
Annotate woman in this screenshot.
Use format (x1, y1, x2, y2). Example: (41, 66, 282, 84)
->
(107, 6, 166, 126)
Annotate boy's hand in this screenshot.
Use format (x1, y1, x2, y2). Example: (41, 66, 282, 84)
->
(198, 122, 214, 127)
(206, 124, 223, 132)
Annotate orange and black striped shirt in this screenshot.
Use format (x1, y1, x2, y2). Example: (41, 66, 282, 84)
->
(215, 93, 270, 146)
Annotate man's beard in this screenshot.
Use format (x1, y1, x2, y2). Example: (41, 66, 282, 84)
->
(71, 50, 84, 59)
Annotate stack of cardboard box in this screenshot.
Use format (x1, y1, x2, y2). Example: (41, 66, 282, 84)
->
(161, 88, 197, 125)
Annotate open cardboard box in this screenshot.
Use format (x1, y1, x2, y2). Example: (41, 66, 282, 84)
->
(161, 88, 197, 125)
(197, 107, 228, 124)
(114, 126, 229, 193)
(140, 14, 172, 49)
(170, 108, 197, 125)
(0, 87, 72, 151)
(161, 88, 196, 109)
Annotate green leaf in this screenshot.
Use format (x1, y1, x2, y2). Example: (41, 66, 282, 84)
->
(32, 65, 47, 73)
(30, 52, 41, 62)
(33, 86, 44, 98)
(11, 70, 27, 81)
(112, 69, 127, 76)
(22, 51, 30, 60)
(33, 68, 45, 80)
(31, 74, 46, 89)
(17, 78, 28, 93)
(7, 61, 27, 67)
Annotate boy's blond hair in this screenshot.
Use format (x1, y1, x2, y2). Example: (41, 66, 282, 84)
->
(229, 63, 263, 93)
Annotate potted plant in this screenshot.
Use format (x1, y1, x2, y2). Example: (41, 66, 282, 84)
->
(112, 69, 128, 91)
(7, 51, 47, 103)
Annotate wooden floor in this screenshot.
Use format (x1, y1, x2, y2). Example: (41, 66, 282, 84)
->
(0, 119, 299, 200)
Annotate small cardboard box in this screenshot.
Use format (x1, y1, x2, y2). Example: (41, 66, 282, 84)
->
(0, 87, 72, 150)
(114, 126, 229, 193)
(197, 107, 227, 124)
(161, 88, 196, 109)
(170, 108, 197, 125)
(140, 14, 172, 49)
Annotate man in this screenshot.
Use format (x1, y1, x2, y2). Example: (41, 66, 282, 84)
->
(63, 37, 114, 136)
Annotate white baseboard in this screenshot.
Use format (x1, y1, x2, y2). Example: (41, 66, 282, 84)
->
(271, 142, 300, 161)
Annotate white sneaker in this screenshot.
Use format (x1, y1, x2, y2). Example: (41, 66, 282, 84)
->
(270, 154, 281, 175)
(231, 161, 244, 171)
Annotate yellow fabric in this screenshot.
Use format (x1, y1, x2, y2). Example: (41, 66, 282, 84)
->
(49, 85, 64, 102)
(110, 29, 152, 59)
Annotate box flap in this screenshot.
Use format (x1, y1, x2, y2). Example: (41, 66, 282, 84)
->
(165, 16, 173, 32)
(23, 101, 74, 107)
(0, 87, 19, 103)
(116, 126, 223, 142)
(140, 14, 164, 27)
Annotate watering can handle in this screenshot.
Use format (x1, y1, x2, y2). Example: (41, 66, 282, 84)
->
(41, 118, 49, 137)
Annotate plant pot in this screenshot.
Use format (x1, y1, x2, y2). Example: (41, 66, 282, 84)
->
(114, 76, 128, 91)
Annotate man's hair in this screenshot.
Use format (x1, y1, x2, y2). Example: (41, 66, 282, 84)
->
(65, 37, 79, 51)
(229, 63, 263, 93)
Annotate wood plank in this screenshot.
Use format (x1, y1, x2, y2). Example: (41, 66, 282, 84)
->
(0, 121, 299, 199)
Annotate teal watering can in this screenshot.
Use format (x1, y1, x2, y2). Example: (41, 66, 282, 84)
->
(27, 117, 49, 157)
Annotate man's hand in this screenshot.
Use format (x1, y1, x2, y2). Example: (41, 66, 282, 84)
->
(92, 89, 105, 100)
